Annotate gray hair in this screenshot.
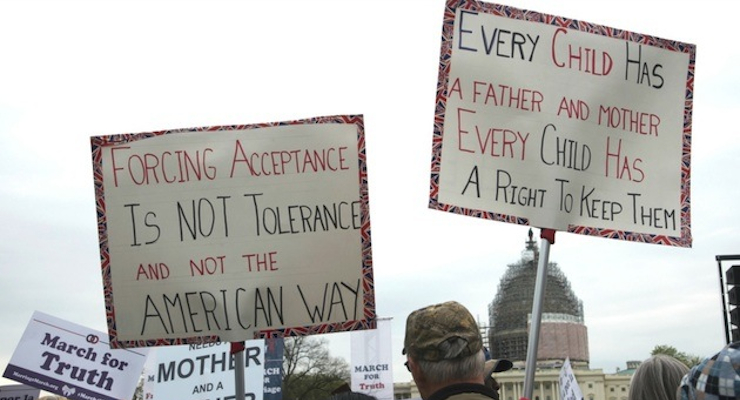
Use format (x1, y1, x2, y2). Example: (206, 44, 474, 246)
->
(628, 354, 689, 400)
(329, 392, 377, 400)
(416, 349, 485, 382)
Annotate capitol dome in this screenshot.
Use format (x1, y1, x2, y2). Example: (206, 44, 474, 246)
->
(487, 229, 589, 367)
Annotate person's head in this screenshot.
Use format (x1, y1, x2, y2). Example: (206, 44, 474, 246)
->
(403, 301, 486, 398)
(328, 391, 377, 400)
(627, 354, 688, 400)
(484, 359, 513, 400)
(678, 342, 740, 400)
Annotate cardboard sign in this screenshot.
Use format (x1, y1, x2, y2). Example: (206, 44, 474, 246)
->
(429, 0, 695, 247)
(0, 384, 41, 400)
(91, 115, 375, 347)
(142, 341, 264, 400)
(2, 312, 148, 400)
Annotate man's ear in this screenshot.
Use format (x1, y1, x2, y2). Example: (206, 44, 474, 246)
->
(407, 357, 425, 382)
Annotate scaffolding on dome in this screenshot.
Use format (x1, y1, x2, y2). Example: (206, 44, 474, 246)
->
(487, 230, 588, 366)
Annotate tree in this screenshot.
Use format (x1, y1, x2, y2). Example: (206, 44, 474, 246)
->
(132, 376, 143, 400)
(283, 336, 350, 400)
(650, 344, 702, 368)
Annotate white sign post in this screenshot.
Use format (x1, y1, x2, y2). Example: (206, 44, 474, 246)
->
(2, 312, 149, 400)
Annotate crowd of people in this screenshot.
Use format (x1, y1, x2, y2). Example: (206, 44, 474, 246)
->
(386, 300, 740, 400)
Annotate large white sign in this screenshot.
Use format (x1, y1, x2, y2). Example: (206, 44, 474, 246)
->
(142, 341, 264, 400)
(2, 312, 149, 400)
(430, 0, 695, 247)
(91, 115, 376, 347)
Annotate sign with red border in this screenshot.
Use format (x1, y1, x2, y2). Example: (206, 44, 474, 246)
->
(429, 0, 695, 247)
(91, 115, 375, 348)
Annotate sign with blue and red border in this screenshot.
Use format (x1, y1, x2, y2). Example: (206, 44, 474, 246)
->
(91, 115, 375, 348)
(430, 0, 695, 247)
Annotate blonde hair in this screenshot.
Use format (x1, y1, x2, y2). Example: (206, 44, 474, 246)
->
(628, 354, 689, 400)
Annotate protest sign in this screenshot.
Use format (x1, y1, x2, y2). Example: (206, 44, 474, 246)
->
(262, 338, 283, 400)
(91, 115, 375, 347)
(0, 384, 40, 400)
(2, 311, 148, 400)
(350, 318, 393, 400)
(429, 0, 695, 247)
(559, 358, 583, 400)
(141, 341, 264, 400)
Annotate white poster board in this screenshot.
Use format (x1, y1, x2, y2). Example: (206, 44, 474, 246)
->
(2, 312, 148, 400)
(350, 318, 393, 400)
(142, 341, 264, 400)
(0, 384, 41, 400)
(91, 115, 375, 347)
(430, 0, 695, 247)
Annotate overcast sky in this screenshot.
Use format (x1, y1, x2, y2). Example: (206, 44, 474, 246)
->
(2, 0, 739, 390)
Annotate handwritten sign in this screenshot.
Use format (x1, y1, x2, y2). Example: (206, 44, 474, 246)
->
(2, 312, 148, 400)
(91, 115, 375, 347)
(142, 341, 264, 400)
(429, 0, 695, 247)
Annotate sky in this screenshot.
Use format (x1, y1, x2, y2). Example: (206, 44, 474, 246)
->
(2, 0, 740, 391)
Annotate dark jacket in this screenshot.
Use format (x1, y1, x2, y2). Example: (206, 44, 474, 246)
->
(427, 383, 500, 400)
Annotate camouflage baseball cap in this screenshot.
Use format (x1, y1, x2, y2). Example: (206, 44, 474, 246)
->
(402, 301, 482, 362)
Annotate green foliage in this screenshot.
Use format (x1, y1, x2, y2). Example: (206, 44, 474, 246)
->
(650, 344, 702, 368)
(282, 336, 350, 400)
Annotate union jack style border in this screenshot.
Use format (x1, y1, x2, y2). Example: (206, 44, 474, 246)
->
(90, 114, 375, 348)
(430, 0, 695, 247)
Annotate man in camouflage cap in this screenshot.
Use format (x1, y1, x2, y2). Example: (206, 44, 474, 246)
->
(403, 301, 498, 400)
